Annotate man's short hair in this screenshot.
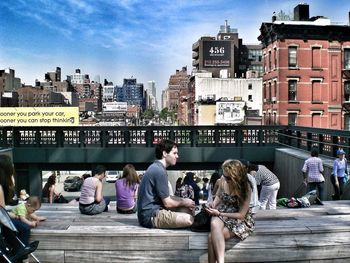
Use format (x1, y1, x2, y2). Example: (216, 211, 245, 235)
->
(155, 139, 177, 159)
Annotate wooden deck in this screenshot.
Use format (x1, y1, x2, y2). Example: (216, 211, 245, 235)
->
(28, 201, 350, 263)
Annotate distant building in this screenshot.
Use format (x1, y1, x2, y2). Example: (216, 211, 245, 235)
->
(163, 67, 190, 124)
(189, 73, 262, 125)
(258, 3, 350, 129)
(67, 69, 90, 84)
(192, 20, 262, 79)
(116, 78, 144, 110)
(0, 68, 21, 106)
(146, 81, 157, 111)
(37, 67, 70, 93)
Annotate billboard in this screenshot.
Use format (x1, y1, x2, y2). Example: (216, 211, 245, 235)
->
(102, 102, 127, 112)
(0, 107, 79, 126)
(203, 40, 231, 68)
(216, 101, 245, 124)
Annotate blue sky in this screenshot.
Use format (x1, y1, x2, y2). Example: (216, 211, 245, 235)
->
(1, 0, 349, 103)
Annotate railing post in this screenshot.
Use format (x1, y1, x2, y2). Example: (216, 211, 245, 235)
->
(190, 129, 198, 147)
(332, 135, 339, 156)
(79, 131, 86, 147)
(258, 129, 264, 146)
(145, 129, 153, 147)
(235, 129, 243, 147)
(123, 130, 130, 147)
(306, 132, 312, 151)
(13, 129, 20, 147)
(169, 130, 175, 142)
(55, 130, 64, 147)
(296, 131, 301, 149)
(318, 134, 324, 154)
(35, 130, 41, 147)
(214, 129, 220, 147)
(100, 130, 110, 148)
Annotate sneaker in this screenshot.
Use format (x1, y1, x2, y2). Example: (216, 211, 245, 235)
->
(11, 240, 39, 261)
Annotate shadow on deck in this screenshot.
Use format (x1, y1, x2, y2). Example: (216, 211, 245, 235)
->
(29, 201, 350, 263)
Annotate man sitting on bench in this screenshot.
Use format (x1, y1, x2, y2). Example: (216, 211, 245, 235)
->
(137, 139, 195, 229)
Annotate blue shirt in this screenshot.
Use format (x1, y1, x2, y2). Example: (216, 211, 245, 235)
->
(332, 158, 348, 178)
(137, 160, 169, 228)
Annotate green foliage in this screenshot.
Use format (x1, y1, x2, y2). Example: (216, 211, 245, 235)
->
(142, 109, 155, 119)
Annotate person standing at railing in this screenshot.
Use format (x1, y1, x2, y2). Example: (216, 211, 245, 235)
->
(302, 148, 325, 204)
(331, 149, 349, 200)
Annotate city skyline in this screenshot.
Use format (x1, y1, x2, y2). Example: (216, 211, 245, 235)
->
(1, 0, 349, 104)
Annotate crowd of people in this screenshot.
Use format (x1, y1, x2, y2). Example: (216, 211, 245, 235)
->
(1, 141, 348, 262)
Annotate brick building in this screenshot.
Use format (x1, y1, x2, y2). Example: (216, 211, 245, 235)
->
(259, 4, 350, 129)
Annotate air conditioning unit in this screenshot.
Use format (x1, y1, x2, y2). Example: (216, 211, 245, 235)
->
(271, 97, 277, 102)
(263, 98, 267, 103)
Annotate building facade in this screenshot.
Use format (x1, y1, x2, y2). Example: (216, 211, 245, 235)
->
(192, 20, 263, 79)
(259, 3, 350, 129)
(116, 78, 144, 110)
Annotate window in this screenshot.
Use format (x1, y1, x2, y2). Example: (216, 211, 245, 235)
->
(312, 113, 321, 128)
(312, 81, 321, 102)
(312, 47, 321, 68)
(345, 114, 350, 131)
(288, 113, 297, 125)
(288, 46, 297, 67)
(248, 94, 252, 101)
(345, 81, 350, 101)
(274, 48, 277, 69)
(268, 50, 272, 71)
(248, 84, 252, 90)
(288, 80, 297, 101)
(345, 49, 350, 69)
(268, 82, 272, 100)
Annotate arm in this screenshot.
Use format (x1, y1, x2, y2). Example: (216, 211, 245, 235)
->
(333, 161, 339, 185)
(18, 215, 37, 228)
(0, 185, 5, 207)
(162, 195, 195, 210)
(49, 185, 60, 204)
(207, 189, 252, 221)
(95, 180, 103, 202)
(29, 213, 46, 222)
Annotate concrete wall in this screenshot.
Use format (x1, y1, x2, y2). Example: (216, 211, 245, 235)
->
(274, 148, 336, 200)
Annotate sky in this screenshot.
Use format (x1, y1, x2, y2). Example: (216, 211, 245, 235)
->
(1, 0, 350, 104)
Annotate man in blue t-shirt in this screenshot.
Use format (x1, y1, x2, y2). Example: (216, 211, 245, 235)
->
(137, 139, 195, 228)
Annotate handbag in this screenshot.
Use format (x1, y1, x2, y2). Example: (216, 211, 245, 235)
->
(190, 209, 211, 232)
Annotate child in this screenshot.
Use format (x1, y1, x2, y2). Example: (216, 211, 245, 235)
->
(10, 196, 46, 228)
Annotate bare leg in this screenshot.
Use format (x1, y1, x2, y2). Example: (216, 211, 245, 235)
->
(208, 233, 216, 263)
(210, 217, 226, 263)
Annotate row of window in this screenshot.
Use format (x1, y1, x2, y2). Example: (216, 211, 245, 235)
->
(263, 46, 350, 72)
(264, 80, 350, 102)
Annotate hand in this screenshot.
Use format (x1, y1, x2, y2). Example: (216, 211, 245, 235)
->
(303, 178, 307, 186)
(205, 207, 220, 217)
(31, 221, 38, 228)
(184, 198, 195, 210)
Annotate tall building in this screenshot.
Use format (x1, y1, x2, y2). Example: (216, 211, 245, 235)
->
(258, 3, 350, 129)
(163, 67, 190, 124)
(116, 78, 144, 110)
(67, 69, 90, 84)
(0, 68, 21, 106)
(192, 20, 262, 79)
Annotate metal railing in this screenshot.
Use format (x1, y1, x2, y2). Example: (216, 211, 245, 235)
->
(0, 125, 283, 148)
(1, 125, 349, 158)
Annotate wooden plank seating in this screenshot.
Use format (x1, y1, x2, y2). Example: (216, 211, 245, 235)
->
(29, 201, 350, 263)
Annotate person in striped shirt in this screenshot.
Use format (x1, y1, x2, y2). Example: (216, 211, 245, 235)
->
(248, 164, 280, 210)
(302, 148, 325, 202)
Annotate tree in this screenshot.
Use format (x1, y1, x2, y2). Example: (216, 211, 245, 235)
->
(142, 109, 155, 120)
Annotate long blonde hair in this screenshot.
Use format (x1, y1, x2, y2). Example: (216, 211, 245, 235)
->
(221, 159, 250, 206)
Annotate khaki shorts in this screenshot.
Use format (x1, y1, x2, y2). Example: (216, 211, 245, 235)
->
(152, 209, 178, 229)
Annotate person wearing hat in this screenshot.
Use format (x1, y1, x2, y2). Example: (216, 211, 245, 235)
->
(331, 149, 348, 200)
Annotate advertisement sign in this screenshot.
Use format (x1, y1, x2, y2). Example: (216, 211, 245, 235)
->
(0, 107, 79, 126)
(203, 40, 231, 68)
(216, 101, 245, 124)
(103, 102, 127, 112)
